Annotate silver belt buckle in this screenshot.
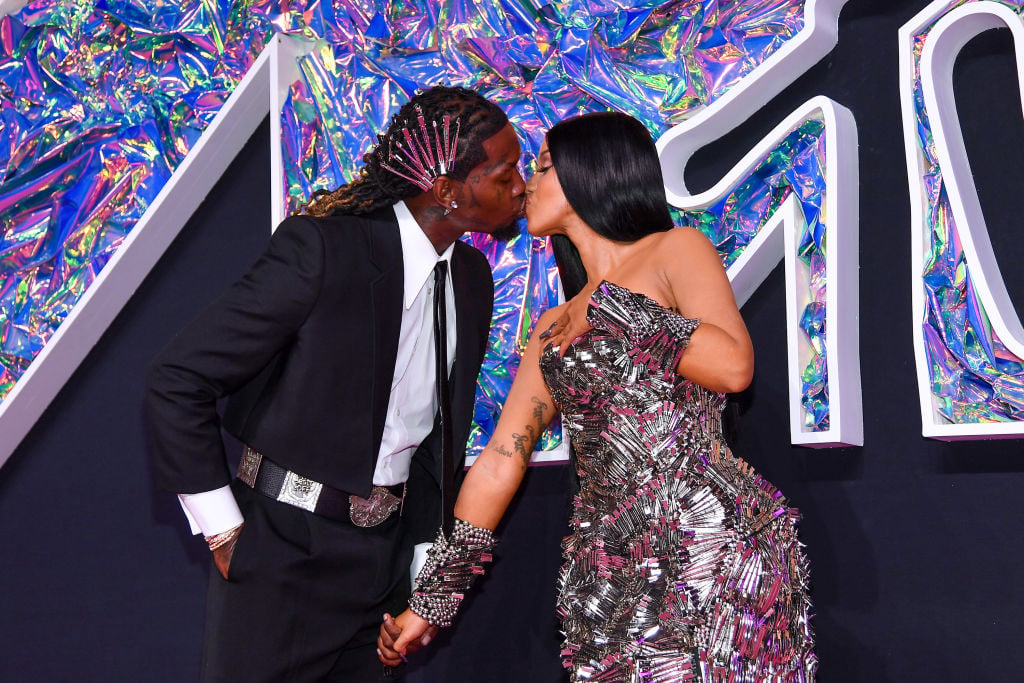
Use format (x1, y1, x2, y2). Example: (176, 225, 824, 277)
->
(279, 471, 323, 512)
(238, 447, 262, 487)
(349, 486, 402, 527)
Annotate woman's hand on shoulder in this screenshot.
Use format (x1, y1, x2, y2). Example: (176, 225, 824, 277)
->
(542, 294, 593, 357)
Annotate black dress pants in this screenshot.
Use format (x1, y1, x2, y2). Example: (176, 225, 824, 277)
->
(200, 481, 413, 682)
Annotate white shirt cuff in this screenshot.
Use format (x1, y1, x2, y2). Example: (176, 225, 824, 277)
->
(177, 486, 244, 537)
(410, 542, 432, 591)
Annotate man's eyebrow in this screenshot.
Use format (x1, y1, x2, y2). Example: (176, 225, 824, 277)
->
(484, 158, 515, 174)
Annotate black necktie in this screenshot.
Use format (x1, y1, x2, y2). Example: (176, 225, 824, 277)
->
(432, 260, 455, 536)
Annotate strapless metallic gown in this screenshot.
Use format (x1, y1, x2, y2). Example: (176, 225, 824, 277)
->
(540, 281, 815, 682)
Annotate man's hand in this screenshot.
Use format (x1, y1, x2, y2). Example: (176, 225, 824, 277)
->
(377, 611, 437, 667)
(543, 292, 593, 356)
(209, 523, 244, 580)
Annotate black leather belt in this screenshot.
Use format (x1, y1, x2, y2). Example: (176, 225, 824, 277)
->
(237, 447, 404, 526)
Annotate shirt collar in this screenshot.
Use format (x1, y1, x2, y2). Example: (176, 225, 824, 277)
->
(394, 200, 455, 310)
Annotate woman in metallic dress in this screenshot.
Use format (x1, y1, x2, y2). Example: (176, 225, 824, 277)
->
(380, 111, 816, 682)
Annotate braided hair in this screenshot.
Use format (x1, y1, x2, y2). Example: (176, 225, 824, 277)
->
(302, 86, 509, 217)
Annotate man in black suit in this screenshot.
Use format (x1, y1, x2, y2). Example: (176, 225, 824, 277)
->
(145, 86, 526, 681)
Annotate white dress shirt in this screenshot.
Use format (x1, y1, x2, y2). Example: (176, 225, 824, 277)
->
(372, 200, 456, 485)
(178, 201, 457, 537)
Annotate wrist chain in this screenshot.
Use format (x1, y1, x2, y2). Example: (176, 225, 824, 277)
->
(205, 522, 242, 551)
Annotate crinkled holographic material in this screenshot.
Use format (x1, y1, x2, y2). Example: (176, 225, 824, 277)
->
(912, 0, 1024, 424)
(0, 1, 273, 399)
(270, 0, 815, 454)
(541, 281, 815, 680)
(676, 118, 830, 429)
(1, 0, 826, 454)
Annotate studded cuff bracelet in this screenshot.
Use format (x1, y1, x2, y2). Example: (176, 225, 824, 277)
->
(408, 518, 497, 627)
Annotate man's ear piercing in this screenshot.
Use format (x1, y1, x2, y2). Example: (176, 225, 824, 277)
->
(443, 200, 458, 216)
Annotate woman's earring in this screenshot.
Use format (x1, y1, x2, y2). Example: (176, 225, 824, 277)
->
(443, 200, 458, 217)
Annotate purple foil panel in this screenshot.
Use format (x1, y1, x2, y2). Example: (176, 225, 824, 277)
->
(911, 2, 1024, 424)
(270, 0, 812, 456)
(0, 1, 272, 400)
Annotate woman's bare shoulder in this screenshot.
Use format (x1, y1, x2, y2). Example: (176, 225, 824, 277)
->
(653, 227, 722, 271)
(655, 226, 716, 251)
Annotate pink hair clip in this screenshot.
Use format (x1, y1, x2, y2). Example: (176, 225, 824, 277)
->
(377, 105, 461, 191)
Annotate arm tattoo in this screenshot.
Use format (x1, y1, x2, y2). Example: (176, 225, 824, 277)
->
(530, 396, 547, 430)
(511, 431, 530, 465)
(492, 397, 551, 468)
(524, 425, 537, 444)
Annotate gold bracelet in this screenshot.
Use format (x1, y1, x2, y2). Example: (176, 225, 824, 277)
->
(205, 523, 242, 551)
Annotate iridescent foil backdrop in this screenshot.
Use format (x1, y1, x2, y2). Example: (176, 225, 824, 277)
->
(0, 0, 833, 455)
(267, 0, 822, 452)
(912, 0, 1024, 424)
(0, 1, 273, 399)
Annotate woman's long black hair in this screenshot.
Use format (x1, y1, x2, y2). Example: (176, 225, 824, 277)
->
(302, 86, 508, 217)
(545, 111, 674, 298)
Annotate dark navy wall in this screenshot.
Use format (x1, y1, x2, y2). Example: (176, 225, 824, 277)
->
(2, 2, 1023, 681)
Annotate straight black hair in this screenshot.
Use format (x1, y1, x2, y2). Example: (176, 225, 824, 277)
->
(547, 111, 674, 298)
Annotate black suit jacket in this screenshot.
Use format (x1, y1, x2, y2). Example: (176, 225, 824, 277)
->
(145, 206, 493, 542)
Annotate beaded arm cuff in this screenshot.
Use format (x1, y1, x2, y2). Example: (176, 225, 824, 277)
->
(408, 518, 497, 627)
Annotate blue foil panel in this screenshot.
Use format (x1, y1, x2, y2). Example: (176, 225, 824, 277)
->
(912, 1, 1024, 424)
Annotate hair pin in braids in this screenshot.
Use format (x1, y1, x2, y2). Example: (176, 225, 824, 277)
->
(300, 85, 506, 217)
(377, 105, 462, 191)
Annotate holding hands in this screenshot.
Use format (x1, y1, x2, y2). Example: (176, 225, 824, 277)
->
(377, 611, 437, 666)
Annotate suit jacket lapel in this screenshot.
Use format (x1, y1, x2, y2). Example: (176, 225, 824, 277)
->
(369, 211, 404, 459)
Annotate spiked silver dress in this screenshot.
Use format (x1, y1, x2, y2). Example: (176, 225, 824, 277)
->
(540, 281, 815, 683)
